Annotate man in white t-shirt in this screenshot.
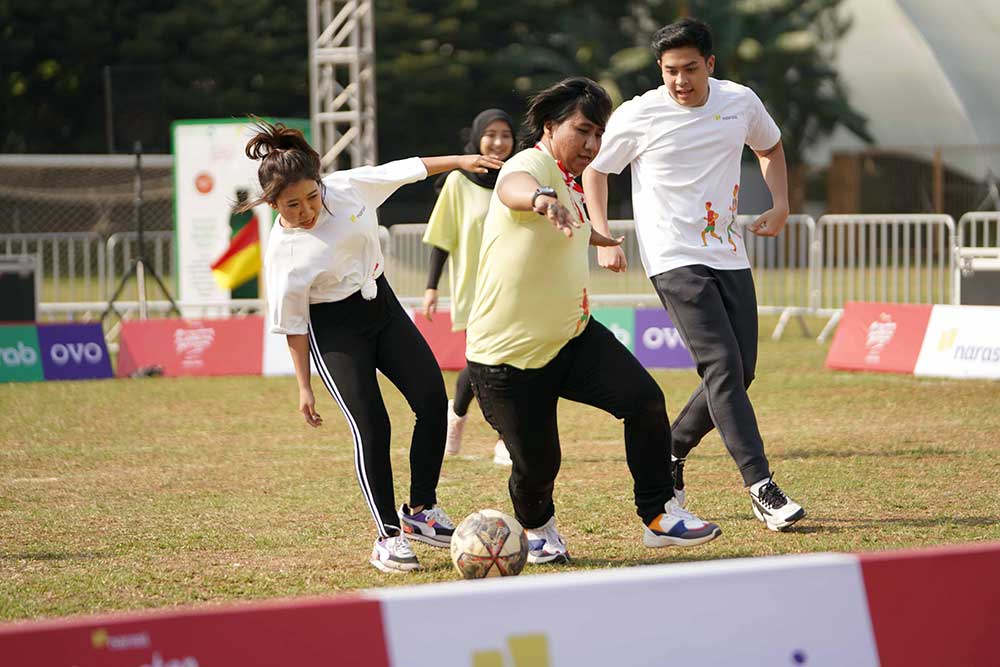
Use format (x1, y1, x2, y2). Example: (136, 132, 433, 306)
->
(584, 17, 806, 532)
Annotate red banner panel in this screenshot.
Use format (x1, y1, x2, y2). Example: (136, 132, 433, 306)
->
(412, 312, 467, 371)
(860, 542, 1000, 667)
(117, 317, 264, 378)
(825, 302, 932, 374)
(0, 595, 389, 667)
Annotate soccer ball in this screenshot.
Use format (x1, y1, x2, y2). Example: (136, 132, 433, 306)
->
(450, 509, 528, 579)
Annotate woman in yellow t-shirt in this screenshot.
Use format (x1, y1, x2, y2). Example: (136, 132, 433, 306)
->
(422, 109, 516, 465)
(465, 78, 722, 565)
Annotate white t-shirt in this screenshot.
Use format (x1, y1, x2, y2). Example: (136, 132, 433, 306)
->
(590, 78, 781, 276)
(264, 157, 428, 335)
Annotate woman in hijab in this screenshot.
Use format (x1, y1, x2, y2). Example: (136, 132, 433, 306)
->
(422, 109, 517, 465)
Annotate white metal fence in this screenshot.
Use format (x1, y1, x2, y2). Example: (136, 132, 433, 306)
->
(6, 213, 991, 344)
(814, 214, 955, 341)
(955, 212, 1000, 305)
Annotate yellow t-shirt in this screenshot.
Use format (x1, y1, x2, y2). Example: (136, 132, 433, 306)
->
(422, 170, 493, 331)
(465, 147, 592, 369)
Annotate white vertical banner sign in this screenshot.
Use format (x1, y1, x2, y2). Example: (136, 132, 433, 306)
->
(172, 118, 309, 316)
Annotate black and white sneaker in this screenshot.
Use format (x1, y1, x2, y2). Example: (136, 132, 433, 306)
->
(369, 535, 420, 573)
(672, 455, 686, 507)
(749, 476, 805, 532)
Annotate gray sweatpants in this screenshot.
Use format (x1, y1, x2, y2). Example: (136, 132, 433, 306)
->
(651, 265, 771, 486)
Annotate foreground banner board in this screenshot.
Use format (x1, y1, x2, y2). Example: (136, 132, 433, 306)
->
(2, 542, 998, 666)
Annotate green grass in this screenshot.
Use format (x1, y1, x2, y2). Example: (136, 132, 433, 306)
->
(1, 315, 998, 622)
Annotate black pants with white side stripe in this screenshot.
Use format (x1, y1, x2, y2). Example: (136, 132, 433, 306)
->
(308, 275, 447, 538)
(651, 265, 771, 486)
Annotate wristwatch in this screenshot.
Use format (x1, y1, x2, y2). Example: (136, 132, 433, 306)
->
(531, 186, 558, 212)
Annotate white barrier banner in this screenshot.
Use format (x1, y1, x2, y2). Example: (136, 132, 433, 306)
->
(374, 554, 879, 667)
(914, 305, 1000, 379)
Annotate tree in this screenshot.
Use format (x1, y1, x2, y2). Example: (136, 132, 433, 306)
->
(0, 0, 309, 153)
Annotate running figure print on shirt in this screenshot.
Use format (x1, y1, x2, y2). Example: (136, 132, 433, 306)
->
(726, 184, 742, 253)
(701, 201, 722, 246)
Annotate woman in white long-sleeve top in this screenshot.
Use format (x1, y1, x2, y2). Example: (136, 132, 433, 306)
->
(243, 119, 504, 573)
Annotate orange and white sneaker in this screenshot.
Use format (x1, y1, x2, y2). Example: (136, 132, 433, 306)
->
(643, 497, 721, 548)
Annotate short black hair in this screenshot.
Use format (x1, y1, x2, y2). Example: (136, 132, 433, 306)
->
(520, 77, 612, 150)
(651, 17, 713, 60)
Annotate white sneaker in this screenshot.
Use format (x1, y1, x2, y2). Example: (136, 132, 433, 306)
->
(749, 476, 806, 532)
(643, 497, 722, 548)
(369, 534, 420, 573)
(525, 516, 570, 564)
(445, 400, 467, 455)
(492, 439, 512, 466)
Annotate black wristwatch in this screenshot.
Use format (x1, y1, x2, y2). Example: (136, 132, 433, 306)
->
(531, 186, 558, 212)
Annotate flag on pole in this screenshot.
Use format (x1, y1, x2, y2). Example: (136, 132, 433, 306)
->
(210, 217, 261, 290)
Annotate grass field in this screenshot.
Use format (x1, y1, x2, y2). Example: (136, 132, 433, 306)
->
(1, 315, 998, 622)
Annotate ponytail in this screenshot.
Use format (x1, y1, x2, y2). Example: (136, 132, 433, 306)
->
(239, 116, 322, 212)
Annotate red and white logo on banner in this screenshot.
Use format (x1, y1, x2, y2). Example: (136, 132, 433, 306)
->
(826, 302, 932, 374)
(117, 317, 264, 377)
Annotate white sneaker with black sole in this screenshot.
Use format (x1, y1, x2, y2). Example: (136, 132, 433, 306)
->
(643, 497, 721, 548)
(369, 534, 420, 573)
(749, 476, 806, 531)
(525, 516, 570, 564)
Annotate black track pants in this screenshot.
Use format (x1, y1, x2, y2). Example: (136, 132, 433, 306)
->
(308, 276, 447, 537)
(651, 266, 770, 486)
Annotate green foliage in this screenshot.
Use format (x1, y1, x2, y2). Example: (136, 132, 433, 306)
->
(0, 0, 308, 152)
(0, 0, 868, 165)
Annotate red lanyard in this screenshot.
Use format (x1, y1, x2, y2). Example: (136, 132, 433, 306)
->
(534, 143, 586, 224)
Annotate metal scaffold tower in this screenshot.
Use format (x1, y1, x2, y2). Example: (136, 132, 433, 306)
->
(308, 0, 378, 171)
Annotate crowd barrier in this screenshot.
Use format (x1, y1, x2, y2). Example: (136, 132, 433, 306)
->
(5, 212, 999, 344)
(1, 540, 997, 666)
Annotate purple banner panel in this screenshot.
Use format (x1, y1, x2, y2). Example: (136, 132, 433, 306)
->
(36, 323, 113, 381)
(634, 309, 695, 369)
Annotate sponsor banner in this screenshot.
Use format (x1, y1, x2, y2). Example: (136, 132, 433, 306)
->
(0, 325, 44, 383)
(117, 317, 264, 378)
(376, 553, 879, 666)
(412, 311, 467, 371)
(0, 595, 389, 667)
(913, 304, 1000, 379)
(826, 302, 933, 374)
(860, 542, 1000, 667)
(590, 307, 635, 352)
(36, 323, 113, 381)
(633, 308, 695, 369)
